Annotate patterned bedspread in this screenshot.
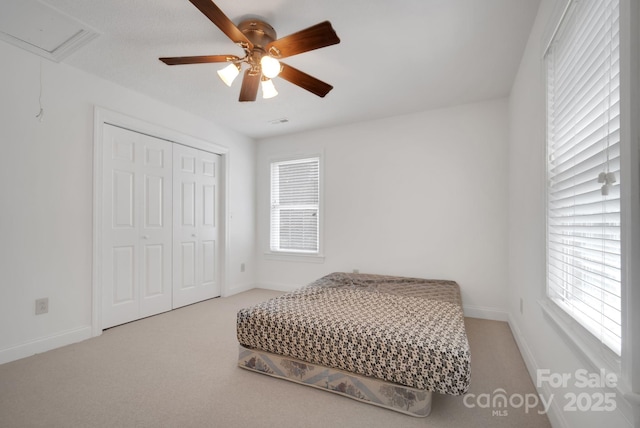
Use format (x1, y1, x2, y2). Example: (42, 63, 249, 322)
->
(236, 272, 471, 395)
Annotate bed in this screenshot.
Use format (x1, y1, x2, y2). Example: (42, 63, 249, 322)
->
(236, 272, 471, 417)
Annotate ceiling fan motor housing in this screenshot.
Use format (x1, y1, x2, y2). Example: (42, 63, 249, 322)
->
(238, 19, 278, 74)
(238, 20, 276, 51)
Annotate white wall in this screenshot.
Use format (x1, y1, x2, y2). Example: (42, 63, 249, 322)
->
(0, 40, 256, 363)
(255, 99, 510, 320)
(507, 0, 636, 427)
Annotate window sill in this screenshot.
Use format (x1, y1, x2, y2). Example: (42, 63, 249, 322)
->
(539, 298, 620, 374)
(538, 299, 640, 408)
(263, 251, 325, 263)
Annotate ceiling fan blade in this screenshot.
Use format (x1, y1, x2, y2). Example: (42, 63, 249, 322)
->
(279, 63, 333, 98)
(188, 0, 253, 50)
(239, 70, 260, 102)
(159, 55, 239, 65)
(266, 21, 340, 59)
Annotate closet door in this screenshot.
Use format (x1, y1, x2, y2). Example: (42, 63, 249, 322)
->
(173, 144, 221, 308)
(102, 124, 173, 328)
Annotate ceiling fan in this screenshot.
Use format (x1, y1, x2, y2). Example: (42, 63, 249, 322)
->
(159, 0, 341, 102)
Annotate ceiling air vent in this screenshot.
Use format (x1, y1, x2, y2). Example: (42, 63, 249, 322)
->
(0, 0, 98, 62)
(269, 118, 290, 125)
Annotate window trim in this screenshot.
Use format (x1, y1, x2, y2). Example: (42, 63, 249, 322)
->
(265, 153, 324, 262)
(618, 0, 640, 406)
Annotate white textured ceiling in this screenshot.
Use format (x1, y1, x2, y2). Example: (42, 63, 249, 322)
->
(31, 0, 540, 139)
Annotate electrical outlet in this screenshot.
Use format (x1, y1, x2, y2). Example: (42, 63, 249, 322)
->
(35, 298, 49, 315)
(241, 263, 245, 272)
(520, 298, 524, 315)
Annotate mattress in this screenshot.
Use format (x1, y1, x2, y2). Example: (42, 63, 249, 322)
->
(237, 272, 471, 396)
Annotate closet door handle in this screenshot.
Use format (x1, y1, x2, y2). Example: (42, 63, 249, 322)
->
(141, 235, 149, 240)
(191, 233, 197, 238)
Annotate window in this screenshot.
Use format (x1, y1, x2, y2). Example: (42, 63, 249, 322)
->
(545, 0, 621, 355)
(270, 156, 320, 254)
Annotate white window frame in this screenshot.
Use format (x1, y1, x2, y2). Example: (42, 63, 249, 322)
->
(544, 0, 622, 358)
(266, 154, 324, 262)
(540, 0, 640, 413)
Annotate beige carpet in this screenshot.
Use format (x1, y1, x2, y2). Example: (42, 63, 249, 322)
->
(0, 289, 551, 428)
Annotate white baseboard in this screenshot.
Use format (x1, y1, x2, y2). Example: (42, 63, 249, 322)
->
(0, 326, 92, 365)
(255, 282, 298, 293)
(224, 282, 259, 297)
(463, 304, 509, 321)
(508, 315, 567, 428)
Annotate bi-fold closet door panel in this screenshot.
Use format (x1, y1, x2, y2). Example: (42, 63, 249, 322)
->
(102, 124, 173, 329)
(101, 125, 221, 329)
(173, 144, 221, 308)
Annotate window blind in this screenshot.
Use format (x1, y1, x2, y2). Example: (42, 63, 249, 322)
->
(546, 0, 621, 355)
(270, 157, 320, 253)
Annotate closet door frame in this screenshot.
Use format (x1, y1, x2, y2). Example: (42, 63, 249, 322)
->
(92, 106, 230, 337)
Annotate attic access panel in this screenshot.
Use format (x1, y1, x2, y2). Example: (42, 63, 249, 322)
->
(0, 0, 98, 62)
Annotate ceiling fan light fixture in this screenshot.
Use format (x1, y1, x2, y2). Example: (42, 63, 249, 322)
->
(260, 55, 281, 79)
(261, 78, 278, 99)
(159, 1, 341, 102)
(217, 63, 240, 87)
